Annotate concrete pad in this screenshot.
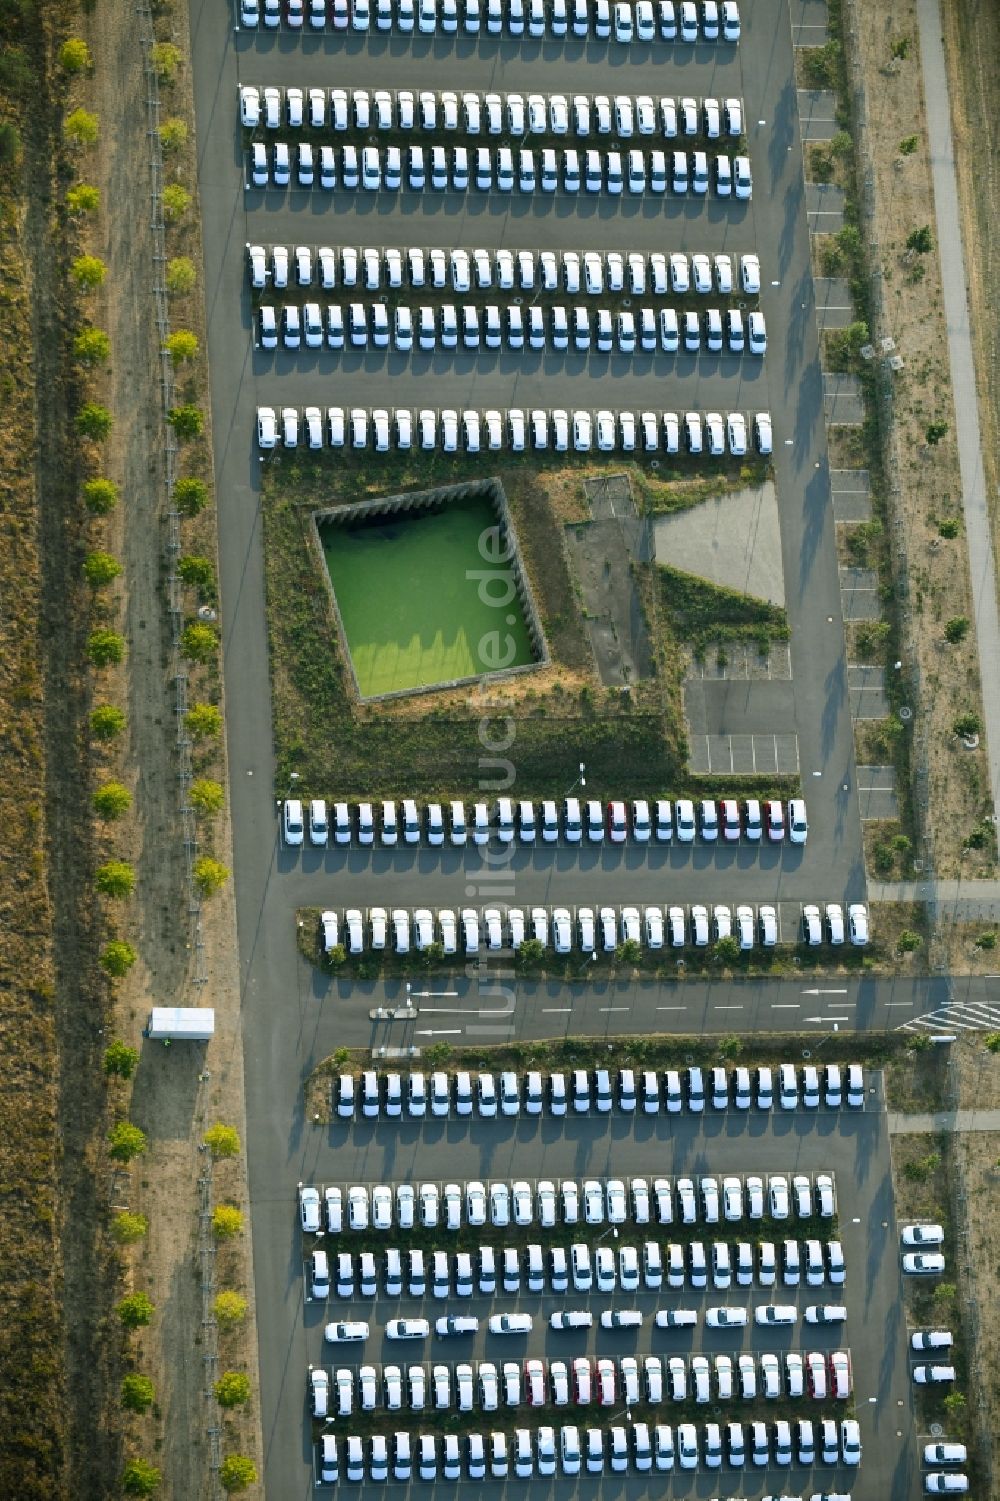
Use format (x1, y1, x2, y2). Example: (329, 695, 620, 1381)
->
(798, 89, 840, 140)
(686, 679, 797, 737)
(857, 764, 900, 821)
(848, 663, 890, 717)
(814, 276, 854, 330)
(824, 372, 865, 425)
(840, 568, 880, 620)
(691, 640, 793, 681)
(652, 480, 785, 607)
(806, 181, 846, 232)
(790, 0, 829, 45)
(687, 732, 800, 776)
(831, 468, 872, 522)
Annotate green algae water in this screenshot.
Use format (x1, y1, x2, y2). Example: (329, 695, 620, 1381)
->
(322, 496, 535, 697)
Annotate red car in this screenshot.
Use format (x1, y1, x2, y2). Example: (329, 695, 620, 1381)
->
(765, 799, 784, 842)
(719, 799, 741, 841)
(607, 801, 628, 843)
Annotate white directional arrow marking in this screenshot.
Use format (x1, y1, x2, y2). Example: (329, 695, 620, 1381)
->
(801, 988, 848, 995)
(805, 1015, 850, 1023)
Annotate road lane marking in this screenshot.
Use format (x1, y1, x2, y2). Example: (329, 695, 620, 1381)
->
(715, 1005, 744, 1010)
(772, 1003, 800, 1008)
(600, 1006, 630, 1012)
(656, 1006, 685, 1011)
(542, 1007, 573, 1013)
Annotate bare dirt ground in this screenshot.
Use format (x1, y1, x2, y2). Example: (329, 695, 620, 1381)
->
(84, 0, 264, 1492)
(845, 0, 995, 877)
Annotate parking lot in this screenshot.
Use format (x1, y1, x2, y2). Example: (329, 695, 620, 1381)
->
(288, 1064, 919, 1495)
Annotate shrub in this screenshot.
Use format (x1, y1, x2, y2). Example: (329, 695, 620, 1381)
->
(96, 860, 135, 898)
(837, 224, 862, 259)
(953, 711, 982, 739)
(214, 1291, 248, 1330)
(829, 129, 852, 159)
(194, 857, 230, 897)
(88, 628, 126, 667)
(719, 1035, 743, 1059)
(185, 702, 222, 738)
(937, 516, 961, 538)
(120, 1373, 155, 1412)
(83, 477, 119, 513)
(91, 704, 126, 740)
(76, 402, 113, 440)
(178, 555, 216, 593)
(72, 253, 106, 288)
(984, 1031, 1000, 1051)
(74, 327, 111, 364)
(897, 929, 921, 953)
(65, 107, 99, 146)
(907, 225, 934, 254)
(902, 1151, 939, 1183)
(803, 39, 841, 86)
(101, 940, 138, 978)
(204, 1123, 241, 1159)
(93, 781, 132, 818)
(925, 420, 949, 445)
(213, 1205, 243, 1240)
(899, 134, 919, 155)
(150, 41, 182, 80)
(104, 1038, 140, 1076)
(121, 1458, 161, 1496)
(942, 1392, 966, 1416)
(219, 1455, 257, 1493)
(108, 1122, 147, 1162)
(112, 1212, 149, 1246)
(67, 182, 100, 214)
(158, 117, 188, 151)
(181, 621, 217, 662)
(944, 616, 969, 644)
(162, 183, 190, 220)
(83, 550, 122, 588)
(615, 939, 642, 966)
(165, 256, 196, 294)
(117, 1292, 155, 1330)
(214, 1371, 251, 1408)
(59, 38, 92, 72)
(174, 476, 209, 515)
(0, 121, 21, 165)
(168, 404, 204, 439)
(515, 938, 544, 968)
(165, 329, 198, 363)
(190, 779, 225, 816)
(714, 936, 741, 964)
(326, 943, 347, 969)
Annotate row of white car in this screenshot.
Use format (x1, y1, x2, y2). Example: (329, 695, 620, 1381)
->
(336, 1062, 865, 1119)
(247, 242, 761, 297)
(248, 139, 753, 196)
(288, 793, 795, 848)
(240, 83, 745, 141)
(257, 300, 766, 358)
(312, 1348, 853, 1418)
(308, 1239, 846, 1300)
(318, 901, 861, 957)
(314, 1418, 859, 1487)
(245, 0, 742, 43)
(318, 1172, 836, 1234)
(258, 404, 772, 456)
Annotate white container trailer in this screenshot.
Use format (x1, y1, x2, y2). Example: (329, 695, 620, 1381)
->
(145, 1007, 215, 1041)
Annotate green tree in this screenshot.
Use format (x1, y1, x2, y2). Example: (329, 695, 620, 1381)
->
(96, 859, 135, 898)
(836, 224, 862, 260)
(0, 121, 21, 165)
(185, 702, 222, 739)
(214, 1291, 248, 1330)
(112, 1212, 149, 1246)
(88, 628, 126, 667)
(212, 1204, 243, 1240)
(108, 1121, 147, 1162)
(168, 404, 204, 440)
(719, 1035, 743, 1059)
(897, 929, 921, 953)
(65, 107, 99, 146)
(803, 38, 841, 86)
(162, 183, 190, 220)
(91, 704, 126, 740)
(150, 41, 182, 80)
(944, 616, 969, 644)
(204, 1123, 241, 1159)
(907, 225, 934, 254)
(325, 942, 347, 969)
(165, 256, 196, 294)
(714, 935, 741, 964)
(195, 857, 230, 897)
(59, 37, 92, 72)
(158, 117, 188, 151)
(83, 477, 119, 513)
(93, 781, 132, 818)
(515, 938, 545, 968)
(165, 329, 198, 363)
(933, 1282, 957, 1305)
(953, 711, 982, 739)
(76, 402, 113, 440)
(925, 420, 949, 445)
(83, 550, 122, 588)
(177, 555, 216, 593)
(120, 1373, 155, 1412)
(984, 1032, 1000, 1052)
(938, 516, 961, 538)
(424, 1042, 453, 1065)
(219, 1455, 257, 1493)
(117, 1292, 155, 1330)
(942, 1392, 966, 1417)
(121, 1457, 161, 1496)
(899, 134, 919, 155)
(214, 1370, 251, 1408)
(74, 326, 111, 365)
(72, 253, 106, 289)
(174, 476, 209, 515)
(615, 939, 642, 966)
(104, 1038, 140, 1075)
(182, 621, 217, 662)
(190, 779, 225, 816)
(829, 129, 852, 159)
(67, 182, 100, 214)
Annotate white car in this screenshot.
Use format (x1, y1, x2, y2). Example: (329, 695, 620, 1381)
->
(902, 1224, 945, 1247)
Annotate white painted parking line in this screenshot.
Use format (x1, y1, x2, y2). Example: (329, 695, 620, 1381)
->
(600, 1006, 630, 1012)
(715, 1005, 744, 1010)
(541, 1007, 573, 1014)
(656, 1005, 685, 1011)
(772, 1003, 801, 1008)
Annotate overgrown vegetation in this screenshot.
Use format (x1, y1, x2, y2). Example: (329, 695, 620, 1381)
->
(657, 565, 789, 655)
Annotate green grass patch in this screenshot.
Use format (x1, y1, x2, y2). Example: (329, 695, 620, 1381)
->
(657, 565, 790, 654)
